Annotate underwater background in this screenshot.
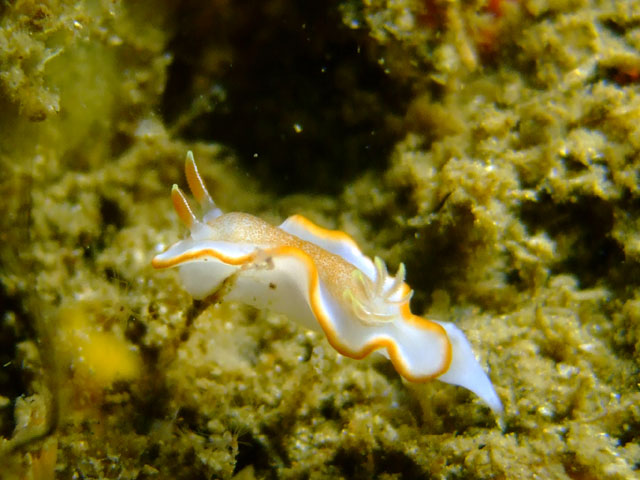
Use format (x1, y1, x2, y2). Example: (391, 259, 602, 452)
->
(1, 0, 639, 478)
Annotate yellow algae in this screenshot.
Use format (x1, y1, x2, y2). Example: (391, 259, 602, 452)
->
(56, 305, 141, 388)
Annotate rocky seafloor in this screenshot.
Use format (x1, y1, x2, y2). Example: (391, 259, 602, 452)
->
(0, 0, 639, 478)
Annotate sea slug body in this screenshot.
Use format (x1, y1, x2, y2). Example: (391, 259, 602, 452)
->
(152, 152, 502, 413)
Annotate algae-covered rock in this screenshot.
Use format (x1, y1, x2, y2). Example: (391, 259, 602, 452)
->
(0, 0, 639, 478)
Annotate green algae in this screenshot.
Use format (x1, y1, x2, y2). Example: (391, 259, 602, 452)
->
(1, 0, 639, 479)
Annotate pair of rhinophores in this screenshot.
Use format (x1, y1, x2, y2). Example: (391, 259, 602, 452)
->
(152, 152, 502, 414)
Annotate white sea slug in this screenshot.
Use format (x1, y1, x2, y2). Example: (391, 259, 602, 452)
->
(152, 152, 502, 413)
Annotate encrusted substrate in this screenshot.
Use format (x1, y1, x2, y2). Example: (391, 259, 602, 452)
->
(0, 0, 639, 479)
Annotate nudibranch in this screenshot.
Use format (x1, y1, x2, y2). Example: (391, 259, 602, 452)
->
(152, 152, 502, 413)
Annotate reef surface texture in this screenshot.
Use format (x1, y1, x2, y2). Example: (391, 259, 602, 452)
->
(0, 0, 639, 479)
